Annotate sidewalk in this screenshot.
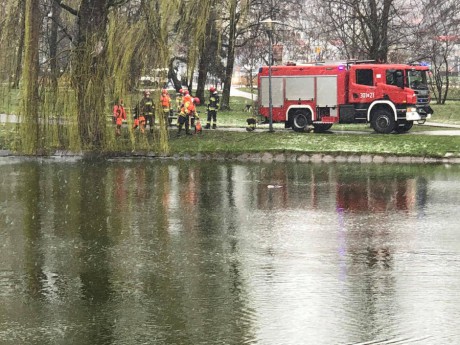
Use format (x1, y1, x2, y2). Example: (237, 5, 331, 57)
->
(423, 121, 460, 129)
(230, 87, 257, 100)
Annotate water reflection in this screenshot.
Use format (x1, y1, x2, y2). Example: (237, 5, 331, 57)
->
(1, 159, 460, 344)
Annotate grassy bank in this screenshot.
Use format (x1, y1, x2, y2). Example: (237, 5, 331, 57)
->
(167, 129, 460, 158)
(3, 121, 459, 158)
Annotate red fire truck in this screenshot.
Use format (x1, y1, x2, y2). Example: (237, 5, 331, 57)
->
(257, 61, 433, 134)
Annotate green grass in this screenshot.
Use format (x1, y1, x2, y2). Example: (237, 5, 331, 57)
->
(195, 96, 256, 127)
(168, 130, 460, 158)
(0, 85, 20, 114)
(431, 101, 460, 124)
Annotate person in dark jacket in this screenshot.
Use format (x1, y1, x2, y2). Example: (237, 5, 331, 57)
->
(140, 90, 155, 133)
(205, 86, 219, 129)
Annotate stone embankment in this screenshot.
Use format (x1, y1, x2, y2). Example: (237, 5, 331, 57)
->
(1, 149, 460, 164)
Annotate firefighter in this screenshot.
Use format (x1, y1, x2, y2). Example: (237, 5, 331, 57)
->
(140, 90, 155, 133)
(177, 94, 197, 136)
(205, 86, 219, 129)
(182, 89, 193, 127)
(182, 89, 192, 104)
(113, 98, 126, 136)
(160, 88, 172, 126)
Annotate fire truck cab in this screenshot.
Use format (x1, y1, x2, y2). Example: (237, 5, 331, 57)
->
(257, 62, 433, 134)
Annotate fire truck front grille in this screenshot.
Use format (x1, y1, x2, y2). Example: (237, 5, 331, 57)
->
(415, 90, 429, 106)
(417, 95, 429, 105)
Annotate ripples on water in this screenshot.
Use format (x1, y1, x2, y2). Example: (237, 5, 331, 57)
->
(1, 160, 460, 344)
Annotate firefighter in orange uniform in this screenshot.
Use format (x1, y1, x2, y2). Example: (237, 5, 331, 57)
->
(113, 99, 126, 136)
(177, 91, 195, 136)
(160, 88, 172, 126)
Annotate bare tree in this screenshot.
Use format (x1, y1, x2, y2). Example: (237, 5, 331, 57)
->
(312, 0, 409, 62)
(195, 0, 220, 103)
(412, 0, 460, 104)
(220, 0, 240, 110)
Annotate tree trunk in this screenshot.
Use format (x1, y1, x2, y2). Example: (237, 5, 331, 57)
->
(168, 58, 182, 91)
(442, 55, 450, 105)
(195, 2, 218, 102)
(12, 0, 26, 89)
(73, 0, 110, 149)
(49, 1, 62, 90)
(21, 0, 41, 154)
(196, 49, 209, 102)
(220, 0, 237, 110)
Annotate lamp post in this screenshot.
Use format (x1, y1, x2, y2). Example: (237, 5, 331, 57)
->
(261, 18, 279, 132)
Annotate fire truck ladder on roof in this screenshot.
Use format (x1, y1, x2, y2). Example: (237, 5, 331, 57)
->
(345, 59, 376, 68)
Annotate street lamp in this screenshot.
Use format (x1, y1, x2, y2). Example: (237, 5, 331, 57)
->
(261, 18, 280, 132)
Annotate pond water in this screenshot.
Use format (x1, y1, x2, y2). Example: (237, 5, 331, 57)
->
(1, 158, 460, 345)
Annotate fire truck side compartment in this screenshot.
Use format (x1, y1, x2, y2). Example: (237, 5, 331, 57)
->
(316, 76, 338, 117)
(285, 77, 315, 101)
(260, 77, 284, 107)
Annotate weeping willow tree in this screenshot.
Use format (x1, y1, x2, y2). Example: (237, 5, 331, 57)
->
(106, 0, 216, 154)
(1, 0, 220, 154)
(106, 0, 183, 154)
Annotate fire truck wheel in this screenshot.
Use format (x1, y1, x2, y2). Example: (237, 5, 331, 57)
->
(292, 111, 309, 132)
(395, 120, 413, 133)
(371, 109, 396, 134)
(313, 124, 333, 133)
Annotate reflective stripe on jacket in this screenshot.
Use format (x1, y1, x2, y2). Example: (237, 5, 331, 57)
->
(208, 93, 219, 111)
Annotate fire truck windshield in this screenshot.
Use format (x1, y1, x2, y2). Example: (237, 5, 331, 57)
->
(407, 69, 428, 89)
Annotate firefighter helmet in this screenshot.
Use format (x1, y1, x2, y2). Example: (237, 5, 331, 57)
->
(183, 89, 189, 95)
(179, 88, 183, 94)
(193, 97, 200, 105)
(209, 86, 216, 93)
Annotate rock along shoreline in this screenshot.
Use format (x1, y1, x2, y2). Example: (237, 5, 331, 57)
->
(1, 149, 460, 164)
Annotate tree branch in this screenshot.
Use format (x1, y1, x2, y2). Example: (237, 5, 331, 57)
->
(107, 0, 130, 8)
(53, 0, 78, 16)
